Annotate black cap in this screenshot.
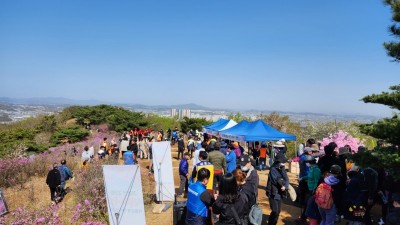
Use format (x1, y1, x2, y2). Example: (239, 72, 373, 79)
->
(239, 155, 251, 167)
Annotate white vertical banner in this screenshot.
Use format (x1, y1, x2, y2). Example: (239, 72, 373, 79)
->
(103, 165, 146, 225)
(152, 141, 175, 202)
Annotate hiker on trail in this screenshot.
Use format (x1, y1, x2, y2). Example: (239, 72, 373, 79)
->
(157, 131, 163, 142)
(147, 137, 155, 174)
(119, 137, 130, 158)
(266, 153, 289, 225)
(123, 146, 135, 165)
(296, 155, 321, 225)
(360, 166, 379, 225)
(81, 146, 92, 168)
(192, 151, 213, 184)
(251, 141, 260, 167)
(219, 140, 228, 155)
(271, 141, 285, 162)
(258, 142, 268, 171)
(130, 139, 138, 162)
(238, 154, 259, 198)
(177, 152, 190, 197)
(138, 138, 148, 159)
(386, 193, 400, 225)
(186, 168, 215, 225)
(279, 138, 287, 156)
(232, 142, 241, 158)
(212, 173, 249, 225)
(58, 159, 73, 197)
(167, 128, 171, 141)
(71, 146, 78, 157)
(208, 142, 226, 191)
(233, 169, 256, 213)
(225, 144, 237, 173)
(315, 164, 341, 225)
(177, 135, 185, 160)
(343, 169, 366, 225)
(101, 137, 108, 153)
(196, 137, 202, 150)
(98, 146, 106, 159)
(318, 142, 341, 176)
(193, 142, 206, 168)
(187, 137, 196, 158)
(171, 129, 178, 145)
(46, 163, 61, 204)
(295, 147, 313, 224)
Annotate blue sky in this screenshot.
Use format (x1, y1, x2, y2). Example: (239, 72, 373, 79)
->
(0, 0, 398, 117)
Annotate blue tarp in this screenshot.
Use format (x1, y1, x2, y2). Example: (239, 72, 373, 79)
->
(219, 120, 252, 142)
(203, 118, 228, 129)
(219, 119, 296, 142)
(244, 119, 296, 141)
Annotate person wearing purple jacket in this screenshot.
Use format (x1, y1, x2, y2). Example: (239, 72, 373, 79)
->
(177, 152, 190, 197)
(232, 142, 241, 158)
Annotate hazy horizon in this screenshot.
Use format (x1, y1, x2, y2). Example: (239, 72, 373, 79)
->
(0, 95, 395, 119)
(0, 1, 398, 118)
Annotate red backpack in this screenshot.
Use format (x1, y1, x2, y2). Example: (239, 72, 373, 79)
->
(315, 183, 333, 209)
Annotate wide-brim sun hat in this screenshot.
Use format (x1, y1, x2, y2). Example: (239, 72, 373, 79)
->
(273, 141, 285, 148)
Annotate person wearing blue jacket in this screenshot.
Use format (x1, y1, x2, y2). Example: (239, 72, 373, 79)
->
(177, 152, 190, 197)
(226, 144, 237, 173)
(123, 146, 135, 165)
(186, 168, 215, 225)
(58, 159, 73, 197)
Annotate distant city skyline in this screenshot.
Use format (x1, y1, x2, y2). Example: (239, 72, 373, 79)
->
(0, 1, 398, 118)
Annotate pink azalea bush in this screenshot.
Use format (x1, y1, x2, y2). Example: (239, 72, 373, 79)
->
(0, 205, 63, 225)
(0, 130, 118, 188)
(319, 130, 364, 153)
(0, 129, 119, 224)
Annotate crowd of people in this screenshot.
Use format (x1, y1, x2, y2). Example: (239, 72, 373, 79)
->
(294, 139, 400, 225)
(178, 135, 400, 225)
(178, 134, 291, 225)
(45, 127, 400, 225)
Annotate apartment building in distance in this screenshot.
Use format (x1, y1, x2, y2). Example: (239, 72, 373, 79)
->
(171, 108, 191, 119)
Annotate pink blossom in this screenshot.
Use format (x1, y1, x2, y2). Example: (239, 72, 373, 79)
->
(35, 217, 45, 224)
(320, 130, 364, 153)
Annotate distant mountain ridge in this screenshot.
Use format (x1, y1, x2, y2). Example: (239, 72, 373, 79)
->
(0, 97, 211, 110)
(0, 97, 380, 121)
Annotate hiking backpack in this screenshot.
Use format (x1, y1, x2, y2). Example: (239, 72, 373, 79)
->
(315, 183, 333, 209)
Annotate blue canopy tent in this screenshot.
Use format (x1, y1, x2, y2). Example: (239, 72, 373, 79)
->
(219, 119, 296, 142)
(219, 120, 252, 142)
(243, 119, 296, 141)
(207, 119, 237, 135)
(203, 118, 229, 134)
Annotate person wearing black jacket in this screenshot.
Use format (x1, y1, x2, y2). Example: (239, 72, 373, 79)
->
(130, 139, 138, 162)
(177, 136, 185, 160)
(318, 142, 341, 176)
(46, 163, 61, 204)
(213, 173, 249, 225)
(266, 153, 289, 225)
(386, 193, 400, 225)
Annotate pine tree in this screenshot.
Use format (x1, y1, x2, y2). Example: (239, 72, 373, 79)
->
(383, 0, 400, 61)
(352, 1, 400, 180)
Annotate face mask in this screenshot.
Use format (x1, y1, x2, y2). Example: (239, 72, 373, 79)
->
(306, 163, 311, 167)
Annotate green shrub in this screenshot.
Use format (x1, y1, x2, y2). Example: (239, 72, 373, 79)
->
(51, 125, 89, 145)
